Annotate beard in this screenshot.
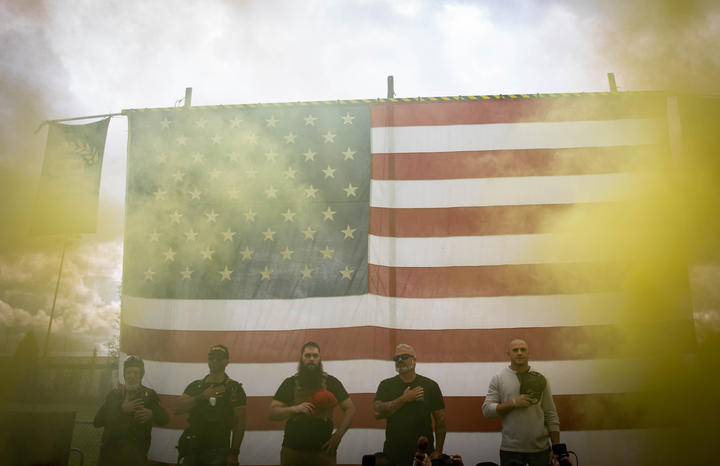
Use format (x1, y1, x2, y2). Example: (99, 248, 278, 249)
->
(395, 362, 414, 374)
(124, 381, 140, 391)
(297, 359, 324, 389)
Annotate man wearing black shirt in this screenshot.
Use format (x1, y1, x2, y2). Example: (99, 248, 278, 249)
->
(175, 344, 246, 466)
(268, 341, 356, 466)
(93, 355, 169, 466)
(374, 344, 447, 466)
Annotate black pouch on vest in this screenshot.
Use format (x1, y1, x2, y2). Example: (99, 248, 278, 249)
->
(177, 428, 200, 459)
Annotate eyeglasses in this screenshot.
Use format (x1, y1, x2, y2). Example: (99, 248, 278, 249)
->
(208, 354, 227, 361)
(393, 354, 414, 362)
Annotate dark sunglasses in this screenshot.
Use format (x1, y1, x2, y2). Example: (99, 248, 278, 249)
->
(393, 354, 414, 362)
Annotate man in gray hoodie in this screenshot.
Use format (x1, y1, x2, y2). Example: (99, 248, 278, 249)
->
(482, 338, 560, 466)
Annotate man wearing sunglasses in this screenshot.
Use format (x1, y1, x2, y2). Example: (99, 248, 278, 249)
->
(374, 344, 447, 466)
(175, 344, 247, 466)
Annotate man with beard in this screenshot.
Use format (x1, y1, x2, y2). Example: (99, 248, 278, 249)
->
(93, 355, 169, 466)
(374, 344, 447, 466)
(268, 341, 356, 466)
(481, 338, 560, 466)
(175, 344, 247, 466)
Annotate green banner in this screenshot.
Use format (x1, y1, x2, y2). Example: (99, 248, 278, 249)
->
(30, 118, 110, 235)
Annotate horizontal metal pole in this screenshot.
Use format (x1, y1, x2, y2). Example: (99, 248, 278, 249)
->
(35, 112, 123, 133)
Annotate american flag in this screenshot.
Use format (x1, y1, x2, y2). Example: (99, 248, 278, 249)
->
(121, 94, 695, 465)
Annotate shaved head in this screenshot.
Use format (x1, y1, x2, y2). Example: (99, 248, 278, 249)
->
(508, 338, 528, 352)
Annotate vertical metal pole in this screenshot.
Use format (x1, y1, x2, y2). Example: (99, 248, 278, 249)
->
(608, 73, 618, 92)
(382, 81, 397, 349)
(184, 87, 192, 108)
(43, 239, 67, 357)
(666, 95, 685, 168)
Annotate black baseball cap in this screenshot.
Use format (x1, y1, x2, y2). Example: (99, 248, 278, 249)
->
(124, 355, 145, 375)
(208, 344, 229, 358)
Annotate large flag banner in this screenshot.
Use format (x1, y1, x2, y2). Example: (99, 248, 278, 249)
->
(31, 118, 110, 235)
(122, 94, 695, 465)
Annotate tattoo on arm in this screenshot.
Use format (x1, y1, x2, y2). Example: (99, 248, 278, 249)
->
(432, 409, 447, 451)
(373, 397, 405, 419)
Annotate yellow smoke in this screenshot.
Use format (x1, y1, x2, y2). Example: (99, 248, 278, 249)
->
(541, 1, 720, 463)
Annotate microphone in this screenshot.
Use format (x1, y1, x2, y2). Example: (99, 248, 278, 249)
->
(413, 436, 429, 466)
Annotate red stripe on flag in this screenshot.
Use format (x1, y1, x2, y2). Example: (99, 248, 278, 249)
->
(368, 263, 623, 298)
(121, 322, 696, 363)
(370, 147, 649, 180)
(369, 204, 604, 237)
(370, 96, 667, 127)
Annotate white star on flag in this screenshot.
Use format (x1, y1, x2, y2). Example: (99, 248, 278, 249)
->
(342, 147, 356, 160)
(303, 148, 317, 161)
(265, 116, 279, 127)
(218, 266, 233, 281)
(322, 165, 336, 179)
(322, 207, 336, 221)
(322, 131, 336, 143)
(184, 229, 198, 241)
(179, 266, 193, 280)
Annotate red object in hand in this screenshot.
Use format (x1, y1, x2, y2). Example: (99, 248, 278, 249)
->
(413, 436, 429, 466)
(307, 389, 338, 415)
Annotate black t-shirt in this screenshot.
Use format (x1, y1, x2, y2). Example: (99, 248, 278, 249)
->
(375, 374, 445, 465)
(273, 373, 349, 451)
(183, 374, 246, 448)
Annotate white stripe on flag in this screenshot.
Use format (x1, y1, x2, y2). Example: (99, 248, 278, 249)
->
(122, 293, 627, 331)
(371, 118, 665, 153)
(368, 233, 613, 267)
(369, 173, 641, 208)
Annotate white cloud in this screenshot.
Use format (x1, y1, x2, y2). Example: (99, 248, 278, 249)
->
(0, 299, 49, 328)
(0, 238, 122, 353)
(434, 2, 609, 95)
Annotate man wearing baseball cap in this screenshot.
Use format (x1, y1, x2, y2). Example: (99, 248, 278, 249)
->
(175, 344, 247, 466)
(93, 355, 169, 466)
(373, 344, 447, 466)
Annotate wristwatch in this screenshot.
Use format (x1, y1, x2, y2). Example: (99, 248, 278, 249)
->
(229, 448, 240, 455)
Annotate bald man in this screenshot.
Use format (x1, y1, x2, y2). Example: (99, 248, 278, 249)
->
(373, 344, 446, 466)
(482, 338, 560, 466)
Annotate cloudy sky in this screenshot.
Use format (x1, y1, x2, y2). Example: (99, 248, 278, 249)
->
(1, 0, 719, 355)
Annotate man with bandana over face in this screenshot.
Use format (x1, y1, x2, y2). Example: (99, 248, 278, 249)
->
(268, 341, 356, 466)
(93, 355, 169, 466)
(373, 344, 447, 466)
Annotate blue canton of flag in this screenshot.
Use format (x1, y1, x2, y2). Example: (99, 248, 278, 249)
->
(124, 104, 370, 299)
